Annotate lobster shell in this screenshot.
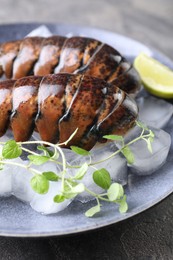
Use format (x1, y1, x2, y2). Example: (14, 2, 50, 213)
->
(0, 73, 138, 150)
(0, 36, 141, 95)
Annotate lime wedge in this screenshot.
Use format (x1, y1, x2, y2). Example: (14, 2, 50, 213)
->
(134, 53, 173, 99)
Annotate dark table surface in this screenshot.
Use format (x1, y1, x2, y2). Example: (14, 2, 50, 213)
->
(0, 0, 173, 259)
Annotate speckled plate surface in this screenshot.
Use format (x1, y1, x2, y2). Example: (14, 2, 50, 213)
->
(0, 23, 172, 237)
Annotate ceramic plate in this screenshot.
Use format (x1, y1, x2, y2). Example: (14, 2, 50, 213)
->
(0, 23, 172, 237)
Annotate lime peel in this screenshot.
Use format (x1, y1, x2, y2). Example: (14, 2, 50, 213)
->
(134, 53, 173, 99)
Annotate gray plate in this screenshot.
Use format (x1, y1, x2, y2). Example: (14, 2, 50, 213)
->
(0, 23, 172, 237)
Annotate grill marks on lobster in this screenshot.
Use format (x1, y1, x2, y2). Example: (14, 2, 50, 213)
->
(0, 36, 141, 95)
(0, 74, 138, 150)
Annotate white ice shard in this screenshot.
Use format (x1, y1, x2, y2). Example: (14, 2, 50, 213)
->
(137, 96, 173, 129)
(26, 25, 52, 38)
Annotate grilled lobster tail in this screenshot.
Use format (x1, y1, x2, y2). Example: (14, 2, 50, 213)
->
(0, 36, 141, 95)
(0, 73, 138, 150)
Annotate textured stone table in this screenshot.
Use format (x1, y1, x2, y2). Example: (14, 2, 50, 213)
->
(0, 0, 173, 259)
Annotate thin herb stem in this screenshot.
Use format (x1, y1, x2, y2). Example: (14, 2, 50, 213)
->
(21, 147, 38, 156)
(0, 160, 28, 169)
(90, 132, 151, 166)
(29, 167, 42, 175)
(58, 128, 78, 146)
(84, 187, 110, 202)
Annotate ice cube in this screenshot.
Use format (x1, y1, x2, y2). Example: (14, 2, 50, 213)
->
(29, 160, 71, 214)
(68, 142, 128, 203)
(0, 140, 13, 197)
(63, 148, 82, 165)
(69, 142, 127, 184)
(90, 142, 128, 184)
(0, 155, 32, 199)
(137, 96, 173, 129)
(75, 174, 103, 203)
(123, 126, 171, 175)
(0, 165, 12, 197)
(30, 181, 71, 215)
(12, 159, 35, 202)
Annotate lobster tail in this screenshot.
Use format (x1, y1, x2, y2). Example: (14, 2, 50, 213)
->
(0, 73, 138, 150)
(0, 36, 141, 95)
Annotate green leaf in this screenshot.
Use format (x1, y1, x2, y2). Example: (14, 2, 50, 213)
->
(54, 194, 65, 203)
(65, 183, 85, 194)
(119, 195, 128, 213)
(149, 136, 154, 143)
(85, 204, 101, 217)
(2, 140, 22, 159)
(149, 130, 155, 143)
(107, 183, 124, 201)
(28, 155, 49, 165)
(42, 171, 59, 181)
(63, 192, 77, 199)
(74, 163, 88, 180)
(63, 182, 85, 199)
(70, 146, 90, 156)
(30, 174, 49, 194)
(119, 201, 128, 213)
(93, 168, 111, 189)
(71, 183, 85, 193)
(103, 134, 123, 142)
(149, 130, 155, 138)
(37, 145, 54, 157)
(64, 181, 77, 191)
(121, 146, 134, 164)
(115, 184, 124, 199)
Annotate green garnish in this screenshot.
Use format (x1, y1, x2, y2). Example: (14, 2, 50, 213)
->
(0, 121, 154, 217)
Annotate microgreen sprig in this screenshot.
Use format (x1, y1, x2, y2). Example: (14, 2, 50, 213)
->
(0, 121, 154, 217)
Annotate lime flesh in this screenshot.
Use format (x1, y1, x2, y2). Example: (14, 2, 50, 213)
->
(134, 53, 173, 99)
